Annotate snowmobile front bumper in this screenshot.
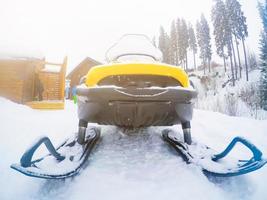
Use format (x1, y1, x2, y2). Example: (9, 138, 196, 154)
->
(76, 86, 197, 128)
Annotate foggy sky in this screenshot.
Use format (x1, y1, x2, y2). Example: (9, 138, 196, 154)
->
(0, 0, 262, 72)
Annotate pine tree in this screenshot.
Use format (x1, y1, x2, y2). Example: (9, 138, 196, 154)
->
(188, 22, 197, 70)
(211, 0, 228, 72)
(202, 14, 212, 73)
(165, 33, 172, 64)
(176, 18, 190, 69)
(226, 0, 249, 81)
(220, 1, 235, 86)
(196, 20, 205, 73)
(259, 0, 267, 33)
(247, 51, 258, 70)
(182, 19, 190, 70)
(235, 1, 249, 80)
(177, 18, 186, 69)
(225, 25, 236, 86)
(211, 0, 236, 85)
(226, 0, 238, 80)
(196, 14, 212, 74)
(259, 0, 267, 110)
(158, 26, 169, 63)
(152, 36, 157, 47)
(170, 20, 178, 65)
(227, 37, 236, 86)
(231, 1, 246, 79)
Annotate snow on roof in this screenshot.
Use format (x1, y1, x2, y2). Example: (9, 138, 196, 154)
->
(0, 45, 44, 60)
(66, 57, 101, 79)
(41, 64, 61, 73)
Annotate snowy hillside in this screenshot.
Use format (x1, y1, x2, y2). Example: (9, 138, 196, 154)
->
(1, 97, 267, 200)
(190, 68, 267, 119)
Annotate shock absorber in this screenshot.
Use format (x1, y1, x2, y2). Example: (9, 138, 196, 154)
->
(77, 119, 88, 144)
(182, 122, 192, 145)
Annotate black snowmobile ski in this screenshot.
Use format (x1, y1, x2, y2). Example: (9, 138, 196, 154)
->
(162, 129, 267, 177)
(11, 127, 100, 179)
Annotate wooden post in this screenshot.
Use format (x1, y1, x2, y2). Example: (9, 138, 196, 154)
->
(60, 57, 67, 101)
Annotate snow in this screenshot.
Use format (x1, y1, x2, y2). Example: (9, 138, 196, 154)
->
(0, 45, 44, 60)
(0, 97, 267, 200)
(41, 64, 61, 73)
(191, 69, 267, 119)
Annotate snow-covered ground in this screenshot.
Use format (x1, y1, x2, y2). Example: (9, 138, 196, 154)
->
(1, 97, 267, 200)
(191, 68, 267, 119)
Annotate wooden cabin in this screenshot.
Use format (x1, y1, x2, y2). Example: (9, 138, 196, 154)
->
(0, 58, 40, 103)
(66, 57, 101, 98)
(0, 57, 67, 109)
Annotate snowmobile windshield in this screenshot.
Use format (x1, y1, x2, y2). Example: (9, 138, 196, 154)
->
(105, 34, 163, 63)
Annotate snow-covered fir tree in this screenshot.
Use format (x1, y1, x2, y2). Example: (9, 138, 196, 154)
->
(211, 0, 228, 72)
(196, 20, 205, 73)
(226, 0, 238, 80)
(231, 0, 248, 79)
(177, 18, 184, 67)
(165, 34, 172, 64)
(226, 34, 236, 86)
(259, 0, 267, 110)
(152, 36, 157, 48)
(188, 22, 197, 70)
(170, 20, 178, 65)
(181, 19, 189, 70)
(196, 14, 212, 74)
(226, 0, 248, 81)
(202, 15, 212, 73)
(158, 26, 170, 63)
(220, 1, 235, 86)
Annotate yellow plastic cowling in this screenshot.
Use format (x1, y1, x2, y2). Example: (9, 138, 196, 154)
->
(85, 63, 190, 88)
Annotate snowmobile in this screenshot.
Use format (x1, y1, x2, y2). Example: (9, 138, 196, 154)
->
(11, 34, 267, 179)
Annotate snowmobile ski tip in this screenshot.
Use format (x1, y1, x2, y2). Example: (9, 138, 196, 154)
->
(162, 130, 267, 177)
(11, 127, 100, 179)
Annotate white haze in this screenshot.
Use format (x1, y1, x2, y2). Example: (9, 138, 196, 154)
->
(0, 0, 262, 71)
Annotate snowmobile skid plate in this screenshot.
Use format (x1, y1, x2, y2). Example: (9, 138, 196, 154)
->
(11, 127, 100, 179)
(162, 130, 267, 177)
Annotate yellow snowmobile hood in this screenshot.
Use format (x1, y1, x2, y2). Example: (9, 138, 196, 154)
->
(85, 63, 190, 88)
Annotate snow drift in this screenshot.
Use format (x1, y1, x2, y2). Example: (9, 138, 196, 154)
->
(0, 97, 267, 200)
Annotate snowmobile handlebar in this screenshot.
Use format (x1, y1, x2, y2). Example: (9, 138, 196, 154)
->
(113, 53, 158, 61)
(212, 136, 263, 162)
(20, 137, 65, 167)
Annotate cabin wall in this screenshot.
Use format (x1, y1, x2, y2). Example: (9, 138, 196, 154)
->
(0, 57, 66, 105)
(69, 66, 91, 99)
(68, 59, 100, 98)
(0, 58, 67, 107)
(0, 60, 37, 103)
(22, 63, 36, 102)
(39, 72, 61, 100)
(70, 65, 90, 88)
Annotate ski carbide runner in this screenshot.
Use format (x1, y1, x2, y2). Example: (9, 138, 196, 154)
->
(10, 127, 100, 179)
(162, 129, 267, 177)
